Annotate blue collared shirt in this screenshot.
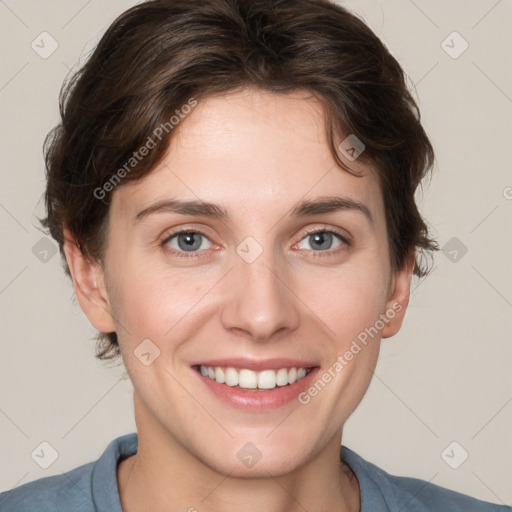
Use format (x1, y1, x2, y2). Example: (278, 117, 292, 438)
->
(0, 433, 509, 511)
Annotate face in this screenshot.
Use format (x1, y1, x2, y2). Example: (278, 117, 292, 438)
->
(67, 87, 412, 477)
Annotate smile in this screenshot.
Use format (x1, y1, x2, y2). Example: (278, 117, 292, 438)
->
(198, 365, 313, 390)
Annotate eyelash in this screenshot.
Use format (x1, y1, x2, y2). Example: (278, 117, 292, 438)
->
(298, 228, 351, 258)
(160, 227, 350, 259)
(161, 229, 217, 259)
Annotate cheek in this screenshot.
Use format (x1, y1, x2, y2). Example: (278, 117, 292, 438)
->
(300, 261, 390, 343)
(107, 262, 217, 345)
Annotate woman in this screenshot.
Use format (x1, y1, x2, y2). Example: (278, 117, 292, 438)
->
(1, 0, 509, 511)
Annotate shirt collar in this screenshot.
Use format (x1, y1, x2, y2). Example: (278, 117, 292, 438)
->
(91, 432, 138, 512)
(90, 433, 389, 512)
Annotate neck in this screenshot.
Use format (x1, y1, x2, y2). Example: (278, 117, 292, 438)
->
(117, 395, 360, 512)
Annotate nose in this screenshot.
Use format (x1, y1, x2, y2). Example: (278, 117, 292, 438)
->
(220, 249, 300, 342)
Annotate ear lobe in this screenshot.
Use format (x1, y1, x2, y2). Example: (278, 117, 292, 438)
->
(63, 227, 116, 334)
(381, 250, 415, 339)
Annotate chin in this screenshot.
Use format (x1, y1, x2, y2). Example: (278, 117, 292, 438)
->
(193, 435, 316, 478)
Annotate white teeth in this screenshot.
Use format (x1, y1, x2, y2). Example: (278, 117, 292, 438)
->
(224, 367, 239, 387)
(198, 365, 311, 389)
(258, 370, 277, 390)
(214, 367, 225, 384)
(287, 367, 297, 384)
(239, 369, 258, 389)
(276, 368, 289, 386)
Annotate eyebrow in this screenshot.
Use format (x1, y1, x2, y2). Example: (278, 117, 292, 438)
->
(133, 196, 373, 225)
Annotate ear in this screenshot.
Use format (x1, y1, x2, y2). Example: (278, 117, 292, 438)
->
(381, 250, 415, 339)
(63, 227, 116, 334)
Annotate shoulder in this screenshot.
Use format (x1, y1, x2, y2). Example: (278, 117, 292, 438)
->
(383, 471, 510, 512)
(0, 433, 138, 512)
(341, 446, 511, 512)
(0, 462, 95, 512)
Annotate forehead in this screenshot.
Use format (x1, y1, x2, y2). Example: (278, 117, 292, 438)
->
(112, 87, 384, 226)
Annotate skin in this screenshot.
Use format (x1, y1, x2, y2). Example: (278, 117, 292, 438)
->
(64, 86, 414, 512)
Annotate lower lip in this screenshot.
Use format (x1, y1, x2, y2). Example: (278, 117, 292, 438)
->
(194, 367, 320, 411)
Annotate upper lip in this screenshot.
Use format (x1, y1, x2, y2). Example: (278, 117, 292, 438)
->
(192, 357, 319, 372)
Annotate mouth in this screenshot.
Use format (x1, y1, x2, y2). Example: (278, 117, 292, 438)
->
(191, 359, 320, 410)
(193, 365, 314, 390)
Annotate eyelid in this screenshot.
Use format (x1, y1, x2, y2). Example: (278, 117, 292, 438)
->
(160, 224, 351, 259)
(291, 227, 350, 257)
(296, 225, 351, 245)
(160, 224, 217, 243)
(160, 226, 219, 259)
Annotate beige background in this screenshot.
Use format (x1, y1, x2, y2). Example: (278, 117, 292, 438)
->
(0, 0, 511, 505)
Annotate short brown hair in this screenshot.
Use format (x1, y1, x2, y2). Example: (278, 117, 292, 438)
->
(41, 0, 438, 361)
